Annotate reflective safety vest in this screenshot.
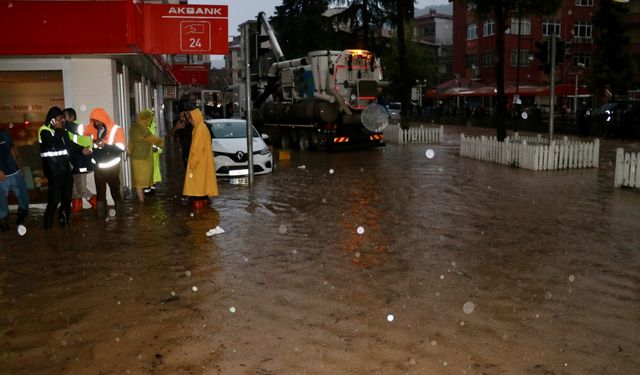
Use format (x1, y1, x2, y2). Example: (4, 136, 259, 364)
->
(38, 124, 72, 177)
(69, 123, 93, 148)
(91, 124, 125, 169)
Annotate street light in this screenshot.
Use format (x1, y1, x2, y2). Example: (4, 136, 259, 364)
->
(574, 62, 585, 126)
(415, 79, 427, 110)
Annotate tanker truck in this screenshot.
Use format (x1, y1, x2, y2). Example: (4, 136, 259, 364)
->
(250, 12, 389, 150)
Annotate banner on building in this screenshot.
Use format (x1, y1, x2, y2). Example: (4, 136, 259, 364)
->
(171, 64, 210, 85)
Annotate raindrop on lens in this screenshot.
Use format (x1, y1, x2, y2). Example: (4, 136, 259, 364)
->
(387, 314, 395, 322)
(229, 306, 236, 313)
(185, 271, 191, 277)
(463, 301, 475, 314)
(356, 226, 365, 235)
(108, 209, 116, 217)
(569, 275, 575, 282)
(17, 225, 27, 236)
(545, 291, 553, 299)
(170, 291, 176, 297)
(425, 149, 435, 159)
(80, 104, 87, 112)
(279, 224, 287, 234)
(192, 286, 198, 292)
(329, 168, 334, 174)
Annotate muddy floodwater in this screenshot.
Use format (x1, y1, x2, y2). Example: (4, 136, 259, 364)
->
(1, 125, 639, 375)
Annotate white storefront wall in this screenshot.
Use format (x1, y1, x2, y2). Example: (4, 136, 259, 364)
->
(0, 57, 164, 200)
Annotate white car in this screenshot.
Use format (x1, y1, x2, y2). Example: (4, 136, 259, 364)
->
(205, 119, 273, 177)
(388, 102, 401, 122)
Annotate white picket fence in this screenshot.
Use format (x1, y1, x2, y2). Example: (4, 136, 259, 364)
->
(384, 125, 443, 144)
(614, 148, 640, 188)
(459, 134, 600, 171)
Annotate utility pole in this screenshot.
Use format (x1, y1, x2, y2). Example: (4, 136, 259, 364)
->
(549, 35, 557, 143)
(244, 23, 254, 186)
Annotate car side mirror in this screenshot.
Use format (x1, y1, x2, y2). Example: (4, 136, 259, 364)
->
(261, 133, 269, 140)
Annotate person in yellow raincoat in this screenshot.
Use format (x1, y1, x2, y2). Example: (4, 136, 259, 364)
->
(129, 109, 163, 202)
(182, 108, 218, 201)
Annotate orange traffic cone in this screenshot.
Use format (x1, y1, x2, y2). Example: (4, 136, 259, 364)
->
(88, 195, 97, 209)
(71, 198, 84, 213)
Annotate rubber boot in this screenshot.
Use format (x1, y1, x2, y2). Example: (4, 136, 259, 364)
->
(97, 201, 107, 219)
(58, 207, 70, 225)
(71, 198, 83, 213)
(16, 208, 28, 226)
(88, 195, 97, 209)
(115, 201, 124, 217)
(0, 217, 9, 232)
(43, 211, 54, 229)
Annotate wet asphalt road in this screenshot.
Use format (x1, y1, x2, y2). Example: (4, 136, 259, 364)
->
(1, 125, 639, 375)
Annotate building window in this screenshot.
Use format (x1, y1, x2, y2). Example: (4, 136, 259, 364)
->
(483, 20, 495, 37)
(573, 53, 591, 67)
(509, 18, 531, 35)
(510, 49, 531, 67)
(466, 54, 478, 69)
(575, 0, 593, 6)
(467, 23, 477, 40)
(574, 21, 592, 39)
(542, 19, 561, 37)
(482, 51, 493, 66)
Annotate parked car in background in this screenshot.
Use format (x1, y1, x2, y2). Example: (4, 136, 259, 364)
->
(388, 102, 401, 123)
(205, 119, 273, 177)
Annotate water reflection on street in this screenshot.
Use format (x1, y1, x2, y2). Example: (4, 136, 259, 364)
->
(1, 125, 639, 374)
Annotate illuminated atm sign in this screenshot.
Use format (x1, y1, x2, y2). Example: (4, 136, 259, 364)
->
(143, 4, 228, 55)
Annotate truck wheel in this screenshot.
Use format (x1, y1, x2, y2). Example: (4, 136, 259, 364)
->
(298, 130, 310, 151)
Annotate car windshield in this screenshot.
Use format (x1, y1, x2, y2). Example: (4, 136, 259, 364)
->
(209, 121, 259, 139)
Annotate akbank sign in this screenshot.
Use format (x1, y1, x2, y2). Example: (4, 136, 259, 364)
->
(144, 4, 228, 55)
(167, 7, 225, 16)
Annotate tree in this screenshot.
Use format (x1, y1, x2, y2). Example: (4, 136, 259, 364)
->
(270, 0, 334, 58)
(591, 0, 635, 101)
(454, 0, 562, 141)
(381, 23, 437, 102)
(328, 0, 393, 55)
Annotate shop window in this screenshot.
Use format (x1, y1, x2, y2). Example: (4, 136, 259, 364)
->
(0, 70, 64, 191)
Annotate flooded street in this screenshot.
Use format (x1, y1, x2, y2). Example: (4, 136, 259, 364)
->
(1, 125, 639, 375)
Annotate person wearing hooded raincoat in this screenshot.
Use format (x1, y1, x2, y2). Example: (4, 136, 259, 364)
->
(84, 108, 126, 218)
(149, 114, 163, 188)
(129, 109, 163, 202)
(182, 108, 218, 199)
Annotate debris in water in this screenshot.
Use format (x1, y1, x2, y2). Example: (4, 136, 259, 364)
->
(206, 226, 225, 236)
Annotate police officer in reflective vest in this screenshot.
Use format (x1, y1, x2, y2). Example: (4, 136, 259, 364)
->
(84, 108, 126, 218)
(63, 107, 96, 210)
(39, 106, 91, 228)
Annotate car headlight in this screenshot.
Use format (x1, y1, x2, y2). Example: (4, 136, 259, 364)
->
(259, 148, 271, 155)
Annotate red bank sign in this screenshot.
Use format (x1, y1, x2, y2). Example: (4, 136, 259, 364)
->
(0, 1, 227, 56)
(143, 4, 228, 55)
